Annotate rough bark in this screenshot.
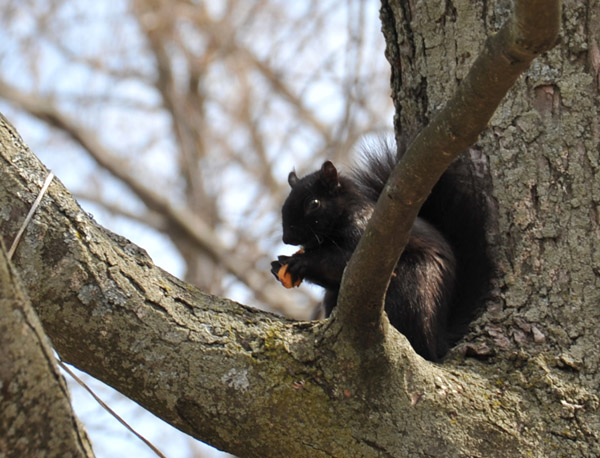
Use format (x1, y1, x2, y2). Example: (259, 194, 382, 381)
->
(380, 0, 600, 453)
(0, 239, 94, 457)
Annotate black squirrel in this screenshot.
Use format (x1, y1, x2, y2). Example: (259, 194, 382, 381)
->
(271, 140, 490, 361)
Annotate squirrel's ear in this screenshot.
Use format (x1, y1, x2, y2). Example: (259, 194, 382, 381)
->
(320, 161, 339, 188)
(288, 171, 299, 188)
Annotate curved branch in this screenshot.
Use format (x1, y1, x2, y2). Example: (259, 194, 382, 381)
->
(337, 0, 561, 335)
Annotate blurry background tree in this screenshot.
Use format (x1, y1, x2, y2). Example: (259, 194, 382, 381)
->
(0, 0, 392, 456)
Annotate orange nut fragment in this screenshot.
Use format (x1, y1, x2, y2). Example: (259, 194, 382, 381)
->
(277, 263, 302, 288)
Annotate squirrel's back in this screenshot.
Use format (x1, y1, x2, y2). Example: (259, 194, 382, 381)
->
(352, 139, 491, 351)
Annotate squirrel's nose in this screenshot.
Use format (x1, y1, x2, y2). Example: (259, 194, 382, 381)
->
(282, 226, 301, 246)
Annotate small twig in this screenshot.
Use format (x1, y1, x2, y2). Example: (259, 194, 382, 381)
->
(8, 171, 54, 260)
(57, 359, 169, 458)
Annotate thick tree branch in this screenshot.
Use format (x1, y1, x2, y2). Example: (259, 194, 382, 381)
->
(337, 0, 561, 336)
(0, 240, 94, 457)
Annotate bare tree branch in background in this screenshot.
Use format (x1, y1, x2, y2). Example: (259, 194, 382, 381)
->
(0, 80, 293, 311)
(0, 0, 392, 319)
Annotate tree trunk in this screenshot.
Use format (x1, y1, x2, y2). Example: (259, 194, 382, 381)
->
(381, 0, 600, 453)
(1, 0, 599, 457)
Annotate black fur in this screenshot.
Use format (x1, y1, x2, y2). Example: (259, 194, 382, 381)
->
(271, 141, 490, 361)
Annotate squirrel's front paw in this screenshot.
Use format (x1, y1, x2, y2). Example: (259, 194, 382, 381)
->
(271, 259, 302, 288)
(271, 250, 304, 289)
(284, 254, 307, 278)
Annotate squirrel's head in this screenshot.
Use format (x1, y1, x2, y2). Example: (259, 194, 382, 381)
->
(281, 161, 346, 250)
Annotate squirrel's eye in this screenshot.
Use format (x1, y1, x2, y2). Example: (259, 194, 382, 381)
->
(306, 199, 321, 212)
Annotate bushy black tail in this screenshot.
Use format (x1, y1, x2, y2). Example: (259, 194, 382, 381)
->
(352, 138, 492, 347)
(351, 138, 398, 202)
(422, 154, 492, 344)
